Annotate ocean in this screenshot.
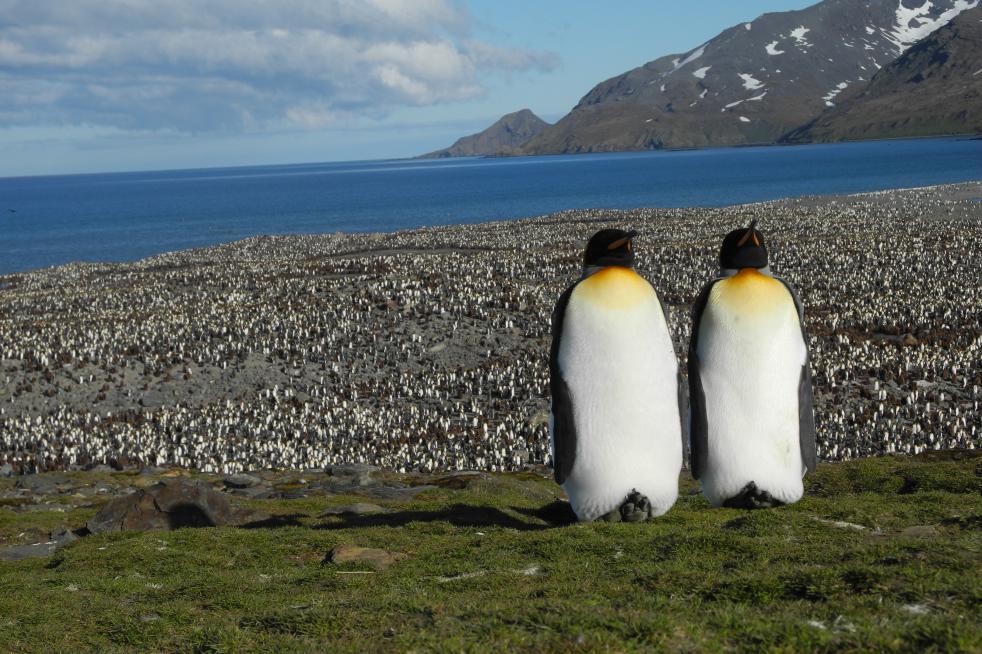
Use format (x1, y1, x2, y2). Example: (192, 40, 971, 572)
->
(0, 136, 978, 275)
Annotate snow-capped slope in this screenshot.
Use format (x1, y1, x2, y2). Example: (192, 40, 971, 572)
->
(785, 4, 982, 142)
(521, 0, 978, 153)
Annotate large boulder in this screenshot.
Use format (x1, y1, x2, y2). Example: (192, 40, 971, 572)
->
(86, 479, 268, 533)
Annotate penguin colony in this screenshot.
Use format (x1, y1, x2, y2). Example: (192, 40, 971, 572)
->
(1, 183, 980, 475)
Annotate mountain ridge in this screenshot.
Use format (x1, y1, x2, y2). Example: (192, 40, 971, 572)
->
(783, 5, 982, 142)
(518, 0, 979, 154)
(418, 109, 549, 158)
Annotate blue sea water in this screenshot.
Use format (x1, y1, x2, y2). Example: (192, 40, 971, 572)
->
(0, 137, 978, 275)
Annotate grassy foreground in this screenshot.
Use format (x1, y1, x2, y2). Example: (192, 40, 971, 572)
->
(1, 454, 981, 653)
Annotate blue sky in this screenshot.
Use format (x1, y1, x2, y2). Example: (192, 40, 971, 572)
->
(0, 0, 817, 177)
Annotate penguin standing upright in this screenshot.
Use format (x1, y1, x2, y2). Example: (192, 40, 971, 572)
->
(688, 221, 817, 508)
(550, 229, 684, 522)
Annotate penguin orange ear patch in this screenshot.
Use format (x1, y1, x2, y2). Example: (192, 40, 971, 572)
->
(607, 236, 631, 250)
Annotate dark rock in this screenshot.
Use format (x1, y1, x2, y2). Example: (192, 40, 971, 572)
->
(226, 485, 278, 499)
(0, 541, 60, 561)
(223, 473, 262, 489)
(49, 527, 79, 547)
(325, 544, 407, 570)
(0, 526, 78, 561)
(12, 503, 69, 513)
(15, 473, 70, 494)
(328, 464, 377, 487)
(277, 488, 310, 500)
(86, 479, 269, 533)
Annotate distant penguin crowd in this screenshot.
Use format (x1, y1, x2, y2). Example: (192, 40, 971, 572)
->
(551, 223, 815, 521)
(0, 184, 980, 476)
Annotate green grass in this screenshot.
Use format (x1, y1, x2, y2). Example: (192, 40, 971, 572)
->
(1, 454, 981, 653)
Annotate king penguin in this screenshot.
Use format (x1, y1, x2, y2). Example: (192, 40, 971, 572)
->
(550, 229, 685, 522)
(688, 221, 817, 509)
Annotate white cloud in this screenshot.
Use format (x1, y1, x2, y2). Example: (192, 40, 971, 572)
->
(0, 0, 558, 132)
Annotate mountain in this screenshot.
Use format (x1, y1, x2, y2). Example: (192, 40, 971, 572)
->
(784, 5, 982, 142)
(419, 109, 550, 158)
(520, 0, 979, 154)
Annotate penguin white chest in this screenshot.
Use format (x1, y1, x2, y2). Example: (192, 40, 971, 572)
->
(556, 267, 682, 521)
(697, 269, 807, 506)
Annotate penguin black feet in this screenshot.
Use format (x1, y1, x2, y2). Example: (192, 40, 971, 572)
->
(599, 489, 653, 522)
(722, 481, 785, 510)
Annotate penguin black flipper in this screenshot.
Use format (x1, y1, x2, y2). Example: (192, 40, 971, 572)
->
(775, 276, 817, 473)
(655, 291, 689, 460)
(550, 283, 578, 485)
(687, 279, 720, 480)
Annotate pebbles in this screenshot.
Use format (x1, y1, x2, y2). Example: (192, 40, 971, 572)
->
(0, 183, 980, 474)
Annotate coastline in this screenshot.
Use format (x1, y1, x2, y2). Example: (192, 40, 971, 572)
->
(1, 182, 980, 474)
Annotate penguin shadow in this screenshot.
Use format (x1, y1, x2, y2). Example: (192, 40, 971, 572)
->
(311, 503, 567, 532)
(511, 500, 578, 527)
(238, 513, 308, 529)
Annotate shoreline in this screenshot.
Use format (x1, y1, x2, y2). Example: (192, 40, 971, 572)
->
(1, 182, 981, 475)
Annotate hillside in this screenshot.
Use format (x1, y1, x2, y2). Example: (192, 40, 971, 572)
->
(520, 0, 979, 153)
(784, 5, 982, 142)
(1, 453, 981, 651)
(419, 109, 550, 158)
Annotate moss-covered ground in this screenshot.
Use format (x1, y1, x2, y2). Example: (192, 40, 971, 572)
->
(1, 453, 981, 653)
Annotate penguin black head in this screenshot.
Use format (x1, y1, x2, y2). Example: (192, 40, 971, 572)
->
(719, 220, 768, 270)
(583, 228, 638, 269)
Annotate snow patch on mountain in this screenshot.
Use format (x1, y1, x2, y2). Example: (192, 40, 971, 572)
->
(739, 73, 765, 90)
(790, 26, 812, 46)
(888, 0, 978, 53)
(693, 66, 711, 79)
(739, 116, 751, 122)
(822, 81, 850, 106)
(674, 44, 707, 70)
(766, 41, 785, 55)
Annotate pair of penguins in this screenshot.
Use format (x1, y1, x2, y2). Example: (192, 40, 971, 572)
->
(550, 223, 817, 522)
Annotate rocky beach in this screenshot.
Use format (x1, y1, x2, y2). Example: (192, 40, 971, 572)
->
(1, 182, 980, 475)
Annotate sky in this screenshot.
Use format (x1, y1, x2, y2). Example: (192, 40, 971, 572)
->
(0, 0, 819, 177)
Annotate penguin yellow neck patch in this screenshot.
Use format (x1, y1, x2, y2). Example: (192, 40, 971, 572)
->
(715, 268, 790, 315)
(576, 266, 653, 309)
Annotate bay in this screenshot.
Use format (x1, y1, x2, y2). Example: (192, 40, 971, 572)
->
(0, 136, 978, 275)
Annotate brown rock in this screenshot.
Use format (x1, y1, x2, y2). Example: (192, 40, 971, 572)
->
(86, 479, 269, 533)
(325, 544, 407, 570)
